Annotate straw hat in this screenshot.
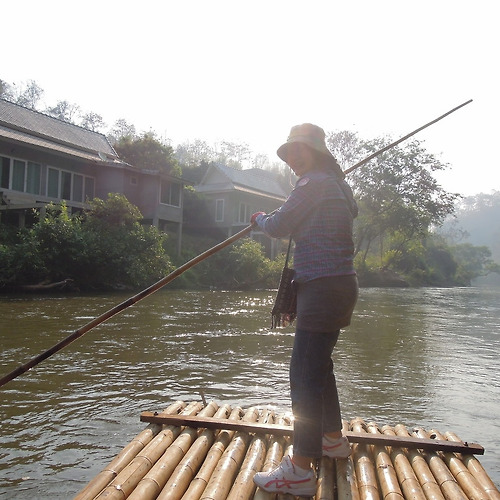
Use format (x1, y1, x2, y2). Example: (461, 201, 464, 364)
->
(277, 123, 338, 166)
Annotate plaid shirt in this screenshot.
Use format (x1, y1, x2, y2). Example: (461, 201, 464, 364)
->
(255, 169, 357, 282)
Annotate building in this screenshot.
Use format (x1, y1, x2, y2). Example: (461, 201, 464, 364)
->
(195, 163, 291, 258)
(0, 98, 185, 253)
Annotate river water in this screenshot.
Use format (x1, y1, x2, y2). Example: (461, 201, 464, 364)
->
(0, 286, 499, 498)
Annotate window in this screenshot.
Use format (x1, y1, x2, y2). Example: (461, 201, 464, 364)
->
(12, 160, 25, 191)
(215, 199, 224, 222)
(84, 177, 94, 201)
(4, 159, 42, 194)
(238, 203, 252, 224)
(0, 156, 93, 201)
(73, 174, 83, 202)
(61, 171, 72, 200)
(160, 180, 181, 207)
(1, 156, 10, 188)
(47, 166, 95, 201)
(26, 162, 41, 195)
(47, 168, 59, 198)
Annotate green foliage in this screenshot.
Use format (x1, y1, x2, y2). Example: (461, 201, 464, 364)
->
(114, 132, 180, 176)
(80, 194, 174, 288)
(180, 238, 284, 290)
(28, 202, 87, 283)
(0, 224, 46, 285)
(0, 195, 173, 290)
(450, 243, 500, 285)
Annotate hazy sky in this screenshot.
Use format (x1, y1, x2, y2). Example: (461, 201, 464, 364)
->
(3, 0, 498, 196)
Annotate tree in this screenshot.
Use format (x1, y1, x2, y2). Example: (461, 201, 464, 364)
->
(0, 79, 14, 100)
(451, 243, 500, 284)
(80, 111, 106, 132)
(45, 100, 81, 123)
(108, 118, 137, 144)
(12, 80, 44, 109)
(214, 141, 251, 169)
(114, 132, 180, 175)
(0, 195, 174, 289)
(328, 131, 459, 268)
(175, 139, 215, 168)
(81, 194, 173, 287)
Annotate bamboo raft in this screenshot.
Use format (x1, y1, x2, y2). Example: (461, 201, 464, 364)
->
(75, 400, 500, 500)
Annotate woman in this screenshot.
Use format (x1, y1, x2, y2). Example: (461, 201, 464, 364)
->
(251, 123, 358, 496)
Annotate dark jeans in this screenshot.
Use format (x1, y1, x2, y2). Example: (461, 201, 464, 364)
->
(290, 328, 342, 458)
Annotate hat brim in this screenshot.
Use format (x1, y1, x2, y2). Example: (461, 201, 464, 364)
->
(277, 139, 336, 163)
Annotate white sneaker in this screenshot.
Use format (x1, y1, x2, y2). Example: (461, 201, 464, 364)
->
(322, 435, 351, 458)
(253, 455, 316, 496)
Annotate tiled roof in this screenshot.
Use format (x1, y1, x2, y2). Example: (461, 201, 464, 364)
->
(215, 164, 289, 198)
(0, 98, 117, 159)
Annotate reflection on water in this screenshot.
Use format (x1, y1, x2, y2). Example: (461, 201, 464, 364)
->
(0, 287, 499, 497)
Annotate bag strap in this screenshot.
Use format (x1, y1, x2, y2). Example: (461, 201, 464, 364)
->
(284, 236, 293, 268)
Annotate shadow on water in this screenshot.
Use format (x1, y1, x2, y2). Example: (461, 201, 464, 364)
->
(0, 287, 499, 497)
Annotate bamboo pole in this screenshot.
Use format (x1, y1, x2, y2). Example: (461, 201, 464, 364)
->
(179, 407, 244, 500)
(365, 422, 404, 500)
(226, 408, 275, 500)
(157, 404, 233, 500)
(380, 425, 427, 500)
(95, 401, 203, 500)
(74, 400, 186, 500)
(336, 420, 361, 500)
(253, 415, 290, 500)
(316, 456, 336, 500)
(444, 432, 500, 500)
(350, 418, 380, 500)
(336, 455, 360, 500)
(411, 427, 469, 500)
(276, 441, 294, 500)
(199, 407, 260, 500)
(343, 99, 473, 175)
(0, 225, 254, 388)
(393, 424, 445, 500)
(128, 402, 220, 500)
(429, 428, 490, 500)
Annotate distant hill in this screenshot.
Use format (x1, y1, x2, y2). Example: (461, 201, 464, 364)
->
(438, 191, 500, 285)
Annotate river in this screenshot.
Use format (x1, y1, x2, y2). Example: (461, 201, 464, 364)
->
(0, 286, 499, 498)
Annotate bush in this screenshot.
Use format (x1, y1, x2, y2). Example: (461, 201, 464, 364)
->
(0, 195, 174, 290)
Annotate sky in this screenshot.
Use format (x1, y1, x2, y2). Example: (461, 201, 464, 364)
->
(2, 0, 498, 196)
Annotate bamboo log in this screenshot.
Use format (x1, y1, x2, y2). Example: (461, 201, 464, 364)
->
(366, 422, 404, 500)
(180, 407, 244, 500)
(226, 409, 275, 500)
(336, 455, 360, 500)
(394, 424, 445, 500)
(276, 442, 294, 500)
(74, 401, 186, 500)
(380, 425, 427, 500)
(317, 456, 336, 500)
(157, 404, 232, 500)
(128, 402, 220, 500)
(444, 432, 500, 500)
(253, 415, 290, 500)
(351, 418, 380, 500)
(95, 401, 203, 500)
(199, 407, 260, 500)
(429, 429, 490, 500)
(336, 420, 361, 500)
(411, 427, 469, 500)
